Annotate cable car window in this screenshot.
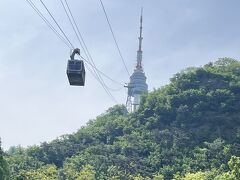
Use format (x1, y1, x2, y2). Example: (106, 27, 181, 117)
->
(75, 62, 82, 70)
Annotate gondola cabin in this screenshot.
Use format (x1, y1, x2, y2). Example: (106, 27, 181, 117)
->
(67, 59, 85, 86)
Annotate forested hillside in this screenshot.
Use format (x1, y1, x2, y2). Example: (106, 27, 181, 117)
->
(1, 58, 240, 180)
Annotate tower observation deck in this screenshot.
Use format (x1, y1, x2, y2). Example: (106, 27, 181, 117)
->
(125, 9, 148, 112)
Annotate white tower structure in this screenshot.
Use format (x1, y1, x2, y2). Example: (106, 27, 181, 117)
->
(125, 9, 148, 112)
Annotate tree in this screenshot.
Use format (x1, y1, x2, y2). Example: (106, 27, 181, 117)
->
(5, 146, 44, 179)
(216, 156, 240, 180)
(6, 58, 240, 179)
(16, 165, 58, 180)
(0, 140, 10, 180)
(77, 165, 96, 180)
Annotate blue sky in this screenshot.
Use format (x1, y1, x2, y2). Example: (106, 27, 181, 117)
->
(0, 0, 240, 149)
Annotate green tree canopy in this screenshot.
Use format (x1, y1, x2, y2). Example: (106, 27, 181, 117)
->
(5, 58, 240, 179)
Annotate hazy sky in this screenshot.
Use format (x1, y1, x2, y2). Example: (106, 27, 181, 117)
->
(1, 0, 240, 149)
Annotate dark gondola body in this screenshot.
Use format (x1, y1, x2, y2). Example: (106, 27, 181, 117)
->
(67, 59, 85, 86)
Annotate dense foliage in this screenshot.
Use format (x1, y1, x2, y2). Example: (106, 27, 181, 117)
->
(0, 140, 9, 180)
(2, 58, 240, 179)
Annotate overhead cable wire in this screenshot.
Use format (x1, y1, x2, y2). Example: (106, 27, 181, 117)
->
(63, 0, 124, 87)
(80, 56, 124, 86)
(81, 55, 124, 91)
(61, 0, 119, 102)
(78, 55, 118, 102)
(63, 0, 121, 87)
(64, 0, 97, 67)
(26, 0, 119, 101)
(60, 0, 117, 102)
(82, 55, 118, 102)
(99, 0, 130, 76)
(26, 0, 72, 49)
(85, 63, 118, 102)
(60, 0, 84, 49)
(39, 0, 75, 49)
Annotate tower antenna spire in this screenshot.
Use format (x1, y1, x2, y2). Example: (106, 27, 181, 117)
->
(139, 7, 143, 51)
(136, 8, 143, 70)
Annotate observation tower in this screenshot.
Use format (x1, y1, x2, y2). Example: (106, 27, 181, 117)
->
(125, 9, 148, 112)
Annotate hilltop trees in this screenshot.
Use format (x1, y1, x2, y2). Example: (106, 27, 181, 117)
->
(3, 58, 240, 179)
(0, 140, 9, 180)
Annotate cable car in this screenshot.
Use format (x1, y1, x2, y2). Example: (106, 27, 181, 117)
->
(67, 48, 86, 86)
